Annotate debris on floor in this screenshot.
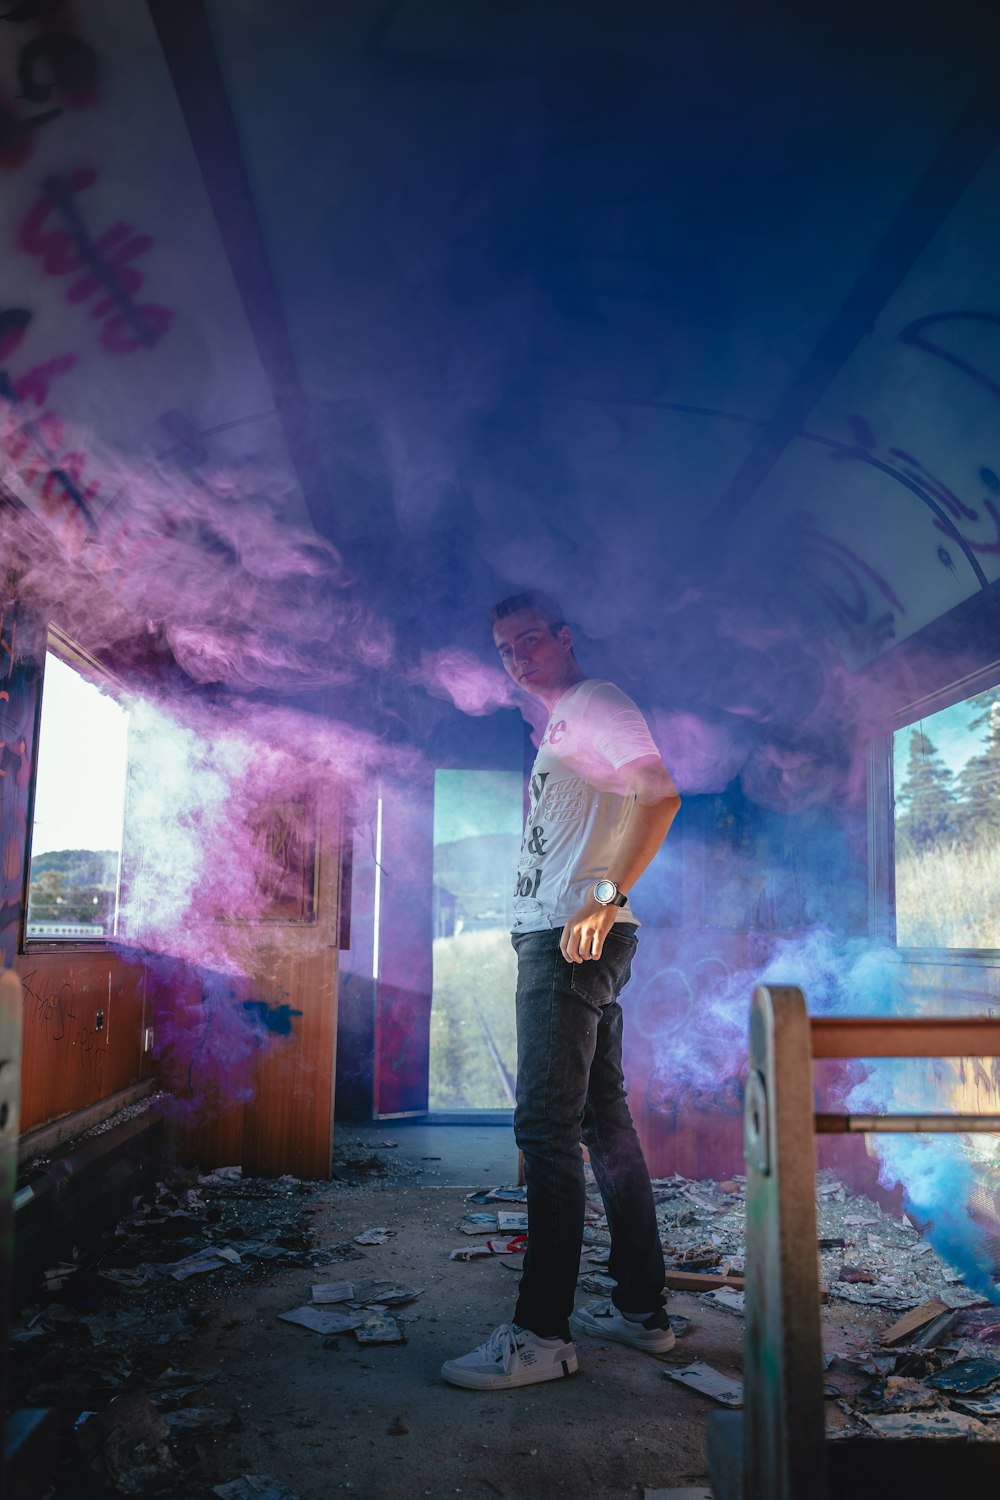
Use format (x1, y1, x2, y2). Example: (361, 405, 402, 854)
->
(859, 1409, 994, 1439)
(464, 1184, 527, 1204)
(665, 1361, 744, 1408)
(353, 1226, 394, 1245)
(309, 1280, 354, 1303)
(211, 1476, 304, 1500)
(354, 1308, 405, 1344)
(6, 1162, 407, 1495)
(278, 1305, 366, 1335)
(643, 1489, 713, 1499)
(11, 1153, 1000, 1495)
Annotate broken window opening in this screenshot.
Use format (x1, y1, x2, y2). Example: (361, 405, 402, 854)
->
(891, 674, 1000, 954)
(23, 631, 129, 947)
(428, 768, 521, 1112)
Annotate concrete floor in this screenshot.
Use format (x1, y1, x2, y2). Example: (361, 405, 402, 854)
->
(162, 1148, 732, 1499)
(347, 1119, 521, 1188)
(14, 1122, 893, 1500)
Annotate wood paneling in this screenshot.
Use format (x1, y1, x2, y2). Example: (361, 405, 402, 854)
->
(170, 791, 343, 1179)
(15, 951, 150, 1131)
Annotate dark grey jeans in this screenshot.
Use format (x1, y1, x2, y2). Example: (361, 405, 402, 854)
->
(510, 923, 665, 1340)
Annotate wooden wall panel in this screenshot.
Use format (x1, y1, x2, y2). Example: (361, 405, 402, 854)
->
(240, 941, 338, 1179)
(171, 791, 342, 1179)
(15, 951, 150, 1132)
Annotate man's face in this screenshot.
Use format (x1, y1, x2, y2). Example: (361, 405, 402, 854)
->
(493, 608, 573, 695)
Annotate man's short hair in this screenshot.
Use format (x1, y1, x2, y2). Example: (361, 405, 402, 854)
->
(489, 589, 568, 634)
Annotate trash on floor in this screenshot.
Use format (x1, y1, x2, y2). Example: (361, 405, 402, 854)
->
(486, 1236, 528, 1255)
(354, 1308, 405, 1344)
(163, 1245, 243, 1280)
(860, 1409, 993, 1438)
(349, 1279, 423, 1305)
(76, 1389, 179, 1494)
(496, 1211, 529, 1231)
(354, 1227, 394, 1245)
(310, 1281, 355, 1304)
(950, 1392, 1000, 1416)
(665, 1362, 744, 1408)
(701, 1287, 746, 1316)
(212, 1475, 305, 1500)
(925, 1357, 1000, 1394)
(643, 1489, 713, 1499)
(881, 1298, 951, 1346)
(464, 1185, 528, 1204)
(278, 1305, 366, 1335)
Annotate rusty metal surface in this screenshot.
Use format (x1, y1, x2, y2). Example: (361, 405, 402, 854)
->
(811, 1016, 1000, 1058)
(742, 984, 829, 1500)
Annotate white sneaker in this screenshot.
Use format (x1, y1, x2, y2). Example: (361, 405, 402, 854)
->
(441, 1322, 578, 1391)
(570, 1300, 676, 1354)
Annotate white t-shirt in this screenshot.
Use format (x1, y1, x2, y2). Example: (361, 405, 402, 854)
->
(512, 678, 661, 933)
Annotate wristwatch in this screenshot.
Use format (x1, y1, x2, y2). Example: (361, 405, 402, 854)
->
(593, 878, 628, 908)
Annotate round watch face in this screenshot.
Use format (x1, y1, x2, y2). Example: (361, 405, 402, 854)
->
(594, 879, 617, 904)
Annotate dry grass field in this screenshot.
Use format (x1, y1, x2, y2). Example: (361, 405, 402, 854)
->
(896, 837, 1000, 949)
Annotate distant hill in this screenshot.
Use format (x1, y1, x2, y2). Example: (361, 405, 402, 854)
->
(434, 832, 519, 922)
(30, 848, 119, 886)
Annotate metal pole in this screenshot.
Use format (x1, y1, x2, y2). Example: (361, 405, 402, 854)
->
(815, 1112, 1000, 1133)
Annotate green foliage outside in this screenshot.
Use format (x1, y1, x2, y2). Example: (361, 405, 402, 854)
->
(895, 690, 1000, 948)
(895, 692, 1000, 856)
(26, 848, 118, 928)
(429, 928, 518, 1110)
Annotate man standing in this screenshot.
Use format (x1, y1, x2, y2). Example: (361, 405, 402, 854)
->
(442, 590, 682, 1391)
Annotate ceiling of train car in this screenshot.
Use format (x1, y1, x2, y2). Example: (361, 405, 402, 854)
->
(3, 0, 999, 735)
(199, 0, 1000, 674)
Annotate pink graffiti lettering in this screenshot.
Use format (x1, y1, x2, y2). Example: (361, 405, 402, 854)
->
(66, 222, 152, 307)
(17, 163, 95, 271)
(0, 610, 16, 682)
(100, 303, 174, 355)
(13, 351, 77, 408)
(18, 171, 173, 353)
(935, 498, 1000, 556)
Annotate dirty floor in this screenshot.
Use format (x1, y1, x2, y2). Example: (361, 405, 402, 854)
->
(8, 1124, 994, 1500)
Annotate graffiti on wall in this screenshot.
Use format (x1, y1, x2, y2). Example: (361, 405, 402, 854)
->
(0, 0, 174, 534)
(19, 966, 108, 1087)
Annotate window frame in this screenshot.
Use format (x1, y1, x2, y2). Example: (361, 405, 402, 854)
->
(21, 625, 131, 954)
(870, 654, 1000, 966)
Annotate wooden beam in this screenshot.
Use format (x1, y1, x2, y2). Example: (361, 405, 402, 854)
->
(145, 0, 330, 538)
(810, 1015, 1000, 1058)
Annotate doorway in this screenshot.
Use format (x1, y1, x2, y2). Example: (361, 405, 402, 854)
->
(428, 768, 521, 1111)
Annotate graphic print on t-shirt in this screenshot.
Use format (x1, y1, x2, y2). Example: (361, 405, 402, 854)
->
(514, 770, 549, 904)
(510, 680, 660, 933)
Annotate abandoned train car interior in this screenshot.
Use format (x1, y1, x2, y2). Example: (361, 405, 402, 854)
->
(2, 2, 1000, 1497)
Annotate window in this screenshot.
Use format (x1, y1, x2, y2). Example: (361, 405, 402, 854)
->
(24, 638, 129, 944)
(892, 681, 1000, 951)
(428, 769, 521, 1110)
